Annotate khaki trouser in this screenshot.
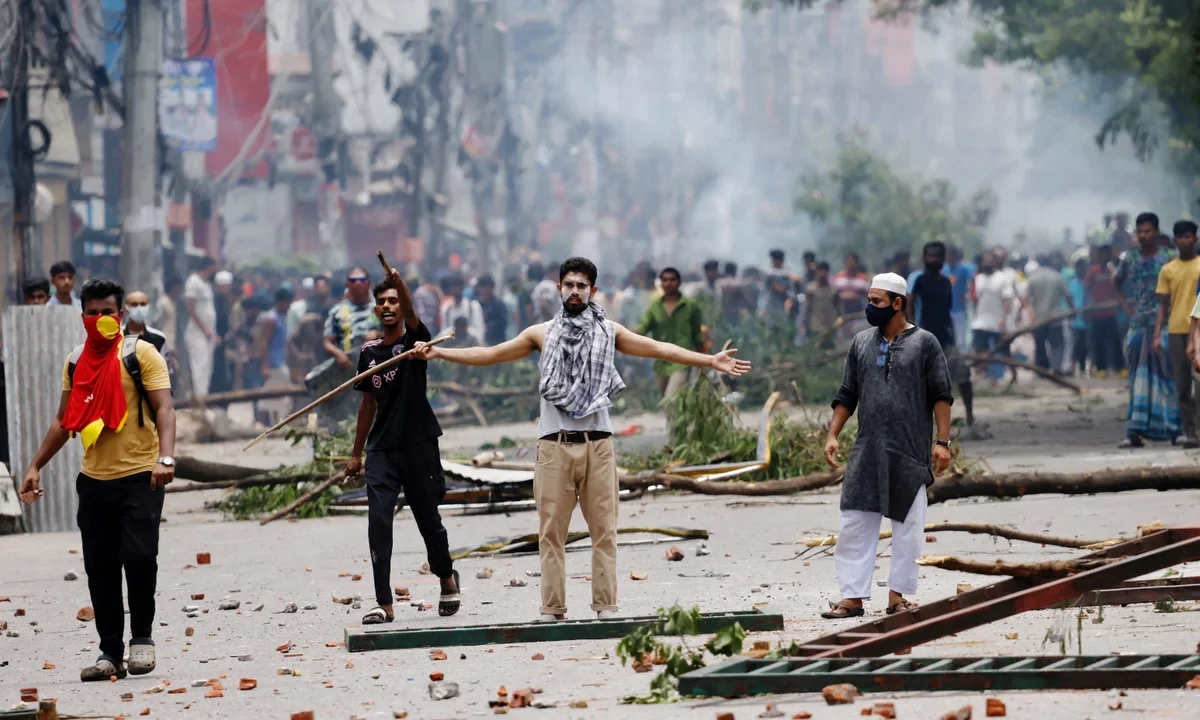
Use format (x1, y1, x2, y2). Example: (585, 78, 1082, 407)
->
(533, 436, 619, 615)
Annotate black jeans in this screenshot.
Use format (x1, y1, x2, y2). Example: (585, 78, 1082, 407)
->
(1032, 324, 1065, 371)
(1089, 316, 1125, 372)
(365, 440, 453, 607)
(77, 472, 164, 660)
(1071, 327, 1089, 374)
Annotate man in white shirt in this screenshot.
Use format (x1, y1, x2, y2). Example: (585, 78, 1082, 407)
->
(48, 261, 81, 307)
(971, 251, 1014, 386)
(440, 273, 484, 344)
(184, 257, 220, 397)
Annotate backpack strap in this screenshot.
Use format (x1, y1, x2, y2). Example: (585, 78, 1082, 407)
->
(66, 344, 85, 386)
(121, 336, 155, 428)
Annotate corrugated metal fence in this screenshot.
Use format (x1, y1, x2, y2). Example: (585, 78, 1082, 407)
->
(3, 306, 84, 533)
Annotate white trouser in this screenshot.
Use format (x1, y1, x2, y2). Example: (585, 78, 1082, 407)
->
(834, 489, 928, 599)
(185, 330, 214, 398)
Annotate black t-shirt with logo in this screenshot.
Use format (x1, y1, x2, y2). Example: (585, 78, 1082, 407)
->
(353, 322, 442, 452)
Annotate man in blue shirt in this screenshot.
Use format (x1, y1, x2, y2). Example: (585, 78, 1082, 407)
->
(945, 246, 975, 354)
(909, 242, 975, 427)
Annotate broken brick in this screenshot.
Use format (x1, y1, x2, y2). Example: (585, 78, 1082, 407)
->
(873, 701, 897, 718)
(276, 641, 293, 653)
(498, 685, 508, 697)
(185, 627, 194, 637)
(42, 661, 55, 670)
(139, 709, 151, 716)
(326, 641, 340, 648)
(531, 652, 544, 661)
(793, 713, 813, 720)
(239, 679, 257, 691)
(511, 688, 534, 708)
(985, 698, 1006, 717)
(630, 571, 648, 580)
(290, 713, 314, 720)
(716, 713, 735, 720)
(430, 671, 444, 681)
(1187, 675, 1200, 690)
(76, 606, 95, 622)
(430, 650, 448, 661)
(205, 689, 223, 699)
(196, 553, 211, 565)
(822, 683, 860, 705)
(956, 584, 973, 594)
(351, 574, 362, 581)
(191, 593, 204, 600)
(940, 706, 973, 720)
(860, 709, 872, 717)
(1107, 700, 1122, 711)
(925, 535, 937, 542)
(664, 546, 684, 562)
(14, 609, 25, 617)
(168, 688, 187, 695)
(19, 688, 37, 702)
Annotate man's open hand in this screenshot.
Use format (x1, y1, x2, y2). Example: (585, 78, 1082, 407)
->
(710, 349, 751, 376)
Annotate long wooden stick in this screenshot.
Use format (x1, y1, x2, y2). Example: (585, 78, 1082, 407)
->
(989, 301, 1121, 354)
(242, 333, 453, 450)
(259, 470, 344, 525)
(962, 353, 1083, 393)
(377, 250, 394, 281)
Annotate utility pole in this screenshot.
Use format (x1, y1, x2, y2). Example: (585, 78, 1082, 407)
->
(306, 0, 342, 268)
(120, 0, 164, 295)
(8, 0, 39, 289)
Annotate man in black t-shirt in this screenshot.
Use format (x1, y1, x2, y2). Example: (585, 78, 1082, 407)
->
(344, 275, 460, 624)
(908, 241, 975, 427)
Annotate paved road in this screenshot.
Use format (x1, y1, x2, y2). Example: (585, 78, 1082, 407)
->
(2, 380, 1199, 718)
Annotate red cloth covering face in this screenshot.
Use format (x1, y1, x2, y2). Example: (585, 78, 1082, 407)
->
(62, 315, 128, 449)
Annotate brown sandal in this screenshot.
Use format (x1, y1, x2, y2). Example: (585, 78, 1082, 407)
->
(820, 600, 866, 619)
(886, 597, 918, 615)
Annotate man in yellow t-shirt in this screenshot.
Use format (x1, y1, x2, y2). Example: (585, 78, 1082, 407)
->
(18, 279, 176, 683)
(1154, 222, 1200, 446)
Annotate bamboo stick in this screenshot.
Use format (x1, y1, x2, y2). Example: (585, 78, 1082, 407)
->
(258, 471, 345, 526)
(242, 333, 453, 450)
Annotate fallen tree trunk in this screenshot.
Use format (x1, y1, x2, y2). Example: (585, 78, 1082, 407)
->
(795, 522, 1115, 551)
(618, 470, 843, 495)
(176, 456, 280, 482)
(928, 465, 1200, 504)
(917, 555, 1112, 578)
(174, 385, 309, 409)
(962, 353, 1083, 393)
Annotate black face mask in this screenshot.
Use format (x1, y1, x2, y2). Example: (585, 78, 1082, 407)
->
(865, 303, 897, 327)
(926, 261, 945, 274)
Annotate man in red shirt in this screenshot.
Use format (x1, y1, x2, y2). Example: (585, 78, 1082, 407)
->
(1083, 245, 1126, 377)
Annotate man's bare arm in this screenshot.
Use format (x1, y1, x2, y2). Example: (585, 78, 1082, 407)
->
(933, 399, 951, 443)
(385, 269, 420, 329)
(428, 325, 542, 366)
(146, 388, 176, 458)
(613, 323, 716, 368)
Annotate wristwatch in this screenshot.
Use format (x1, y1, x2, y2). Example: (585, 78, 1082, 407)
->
(934, 440, 951, 449)
(157, 457, 176, 467)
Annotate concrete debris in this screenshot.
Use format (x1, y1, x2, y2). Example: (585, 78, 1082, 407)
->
(873, 701, 897, 718)
(253, 604, 264, 612)
(303, 604, 318, 611)
(278, 603, 298, 614)
(64, 570, 78, 581)
(664, 546, 685, 562)
(332, 595, 354, 605)
(186, 611, 199, 618)
(218, 600, 240, 611)
(532, 698, 558, 708)
(419, 563, 432, 575)
(277, 668, 302, 676)
(630, 571, 649, 581)
(429, 681, 460, 700)
(940, 706, 973, 720)
(510, 688, 535, 708)
(182, 605, 200, 613)
(507, 578, 527, 588)
(697, 542, 711, 556)
(430, 650, 448, 661)
(477, 568, 495, 579)
(144, 681, 169, 694)
(822, 683, 860, 705)
(759, 701, 785, 718)
(525, 570, 542, 577)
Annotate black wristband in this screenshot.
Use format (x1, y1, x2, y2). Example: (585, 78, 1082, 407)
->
(935, 440, 951, 448)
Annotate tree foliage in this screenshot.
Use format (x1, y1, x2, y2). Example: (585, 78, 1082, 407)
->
(794, 137, 996, 262)
(767, 0, 1200, 171)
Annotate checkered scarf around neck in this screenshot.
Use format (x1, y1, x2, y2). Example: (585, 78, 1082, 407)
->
(539, 302, 626, 419)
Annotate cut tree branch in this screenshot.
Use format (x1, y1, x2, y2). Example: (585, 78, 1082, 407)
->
(927, 465, 1200, 504)
(795, 522, 1116, 550)
(962, 353, 1083, 393)
(618, 471, 843, 495)
(917, 555, 1113, 577)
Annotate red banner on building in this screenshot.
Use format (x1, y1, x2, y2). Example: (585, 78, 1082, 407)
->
(188, 0, 270, 179)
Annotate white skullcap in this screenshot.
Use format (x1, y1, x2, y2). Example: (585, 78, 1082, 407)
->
(870, 272, 908, 296)
(301, 277, 315, 290)
(214, 271, 233, 285)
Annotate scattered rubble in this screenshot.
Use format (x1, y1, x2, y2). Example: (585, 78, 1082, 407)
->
(430, 671, 444, 681)
(218, 600, 240, 611)
(873, 701, 897, 718)
(507, 578, 527, 588)
(986, 698, 1006, 716)
(630, 571, 649, 581)
(64, 570, 78, 581)
(477, 568, 495, 579)
(430, 650, 448, 661)
(196, 553, 211, 565)
(76, 606, 95, 622)
(531, 652, 545, 661)
(697, 542, 711, 556)
(429, 681, 460, 700)
(238, 678, 257, 691)
(759, 701, 785, 718)
(940, 706, 973, 720)
(664, 546, 685, 561)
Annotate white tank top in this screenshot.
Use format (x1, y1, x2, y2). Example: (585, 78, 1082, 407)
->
(536, 318, 615, 437)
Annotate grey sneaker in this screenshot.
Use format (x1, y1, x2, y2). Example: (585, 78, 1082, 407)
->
(128, 640, 156, 675)
(81, 654, 127, 682)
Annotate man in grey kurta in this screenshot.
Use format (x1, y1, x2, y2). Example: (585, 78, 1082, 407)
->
(822, 272, 954, 619)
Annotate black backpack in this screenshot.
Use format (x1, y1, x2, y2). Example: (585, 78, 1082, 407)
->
(67, 336, 156, 428)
